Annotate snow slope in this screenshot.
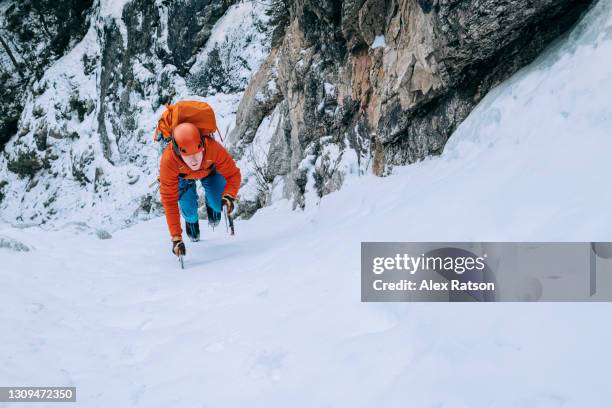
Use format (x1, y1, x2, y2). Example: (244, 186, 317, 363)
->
(1, 1, 612, 407)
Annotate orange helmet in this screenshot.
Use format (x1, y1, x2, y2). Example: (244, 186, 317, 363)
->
(172, 122, 204, 155)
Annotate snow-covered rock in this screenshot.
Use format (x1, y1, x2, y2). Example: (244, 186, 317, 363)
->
(0, 234, 31, 251)
(0, 0, 276, 230)
(0, 0, 600, 228)
(229, 0, 596, 215)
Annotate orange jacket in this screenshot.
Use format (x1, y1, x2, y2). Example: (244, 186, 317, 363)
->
(159, 137, 241, 238)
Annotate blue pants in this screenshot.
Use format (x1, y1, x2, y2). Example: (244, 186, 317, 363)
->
(178, 170, 226, 223)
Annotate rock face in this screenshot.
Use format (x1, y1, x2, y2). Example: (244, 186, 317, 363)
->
(229, 0, 593, 216)
(0, 0, 94, 149)
(0, 0, 595, 227)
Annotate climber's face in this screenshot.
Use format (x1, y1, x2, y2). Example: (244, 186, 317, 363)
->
(181, 151, 203, 170)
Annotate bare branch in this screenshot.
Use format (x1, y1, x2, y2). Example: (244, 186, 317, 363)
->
(0, 32, 24, 79)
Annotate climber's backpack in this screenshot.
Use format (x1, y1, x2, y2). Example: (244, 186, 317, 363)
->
(150, 100, 223, 190)
(153, 100, 222, 144)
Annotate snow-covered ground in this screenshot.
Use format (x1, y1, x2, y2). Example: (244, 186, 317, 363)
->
(1, 1, 612, 407)
(1, 205, 611, 407)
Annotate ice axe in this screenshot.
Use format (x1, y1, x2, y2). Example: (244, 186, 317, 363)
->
(223, 206, 235, 236)
(178, 254, 184, 269)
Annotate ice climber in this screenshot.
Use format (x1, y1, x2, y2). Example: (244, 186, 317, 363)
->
(158, 121, 241, 257)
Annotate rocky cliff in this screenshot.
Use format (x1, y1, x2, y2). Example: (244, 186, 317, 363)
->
(230, 0, 594, 216)
(0, 0, 93, 149)
(0, 0, 595, 228)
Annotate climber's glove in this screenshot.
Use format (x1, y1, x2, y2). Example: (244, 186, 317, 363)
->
(222, 194, 235, 214)
(171, 236, 186, 256)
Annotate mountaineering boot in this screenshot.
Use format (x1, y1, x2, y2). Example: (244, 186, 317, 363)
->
(206, 203, 221, 228)
(185, 220, 200, 242)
